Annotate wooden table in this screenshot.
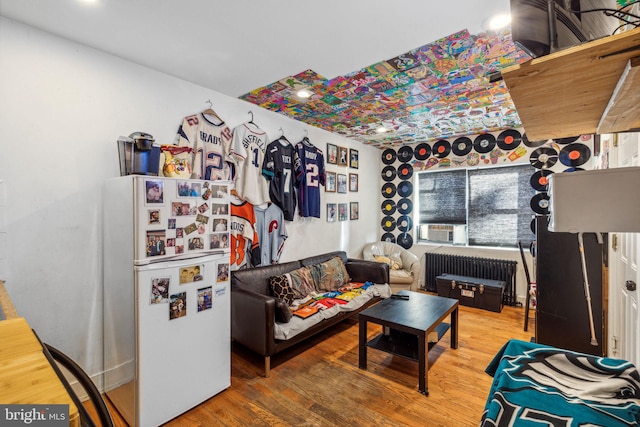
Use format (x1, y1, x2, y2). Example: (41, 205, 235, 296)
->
(0, 281, 79, 426)
(359, 290, 459, 395)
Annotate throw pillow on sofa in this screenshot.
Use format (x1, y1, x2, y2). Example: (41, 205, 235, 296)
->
(270, 275, 296, 305)
(286, 266, 316, 297)
(274, 298, 293, 323)
(309, 256, 351, 291)
(373, 255, 401, 270)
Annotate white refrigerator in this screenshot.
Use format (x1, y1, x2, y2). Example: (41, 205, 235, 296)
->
(103, 175, 231, 427)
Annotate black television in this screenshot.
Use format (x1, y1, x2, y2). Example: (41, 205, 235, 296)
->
(510, 0, 625, 58)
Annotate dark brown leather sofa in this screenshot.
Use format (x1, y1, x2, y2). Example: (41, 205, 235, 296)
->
(231, 251, 389, 376)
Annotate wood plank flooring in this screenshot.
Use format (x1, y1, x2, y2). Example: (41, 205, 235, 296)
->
(94, 298, 535, 426)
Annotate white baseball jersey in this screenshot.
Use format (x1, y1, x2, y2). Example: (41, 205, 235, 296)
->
(229, 123, 270, 205)
(175, 112, 233, 180)
(254, 203, 287, 266)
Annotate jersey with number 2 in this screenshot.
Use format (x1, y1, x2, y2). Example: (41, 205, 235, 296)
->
(294, 139, 325, 218)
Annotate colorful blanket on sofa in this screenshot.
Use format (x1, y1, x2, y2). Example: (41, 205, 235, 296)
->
(481, 339, 640, 426)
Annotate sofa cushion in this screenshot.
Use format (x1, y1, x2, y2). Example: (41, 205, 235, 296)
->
(310, 256, 351, 291)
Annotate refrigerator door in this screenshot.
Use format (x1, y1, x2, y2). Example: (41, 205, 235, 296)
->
(135, 254, 230, 427)
(134, 176, 231, 265)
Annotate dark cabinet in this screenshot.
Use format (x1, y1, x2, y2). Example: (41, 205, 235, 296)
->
(535, 217, 604, 356)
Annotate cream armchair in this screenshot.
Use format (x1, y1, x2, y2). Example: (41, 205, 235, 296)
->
(362, 241, 420, 292)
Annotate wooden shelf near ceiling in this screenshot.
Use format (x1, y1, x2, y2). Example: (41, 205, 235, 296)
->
(501, 26, 640, 141)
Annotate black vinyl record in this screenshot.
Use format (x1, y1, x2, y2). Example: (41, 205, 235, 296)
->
(381, 148, 397, 164)
(522, 133, 547, 148)
(530, 193, 550, 215)
(397, 215, 413, 232)
(397, 233, 413, 249)
(381, 165, 397, 182)
(529, 147, 558, 169)
(554, 136, 580, 145)
(381, 199, 396, 215)
(530, 170, 554, 192)
(559, 143, 591, 167)
(452, 137, 473, 156)
(433, 139, 451, 158)
(564, 167, 585, 173)
(397, 163, 413, 180)
(530, 217, 536, 234)
(414, 143, 431, 160)
(397, 198, 413, 214)
(381, 182, 396, 198)
(381, 216, 396, 232)
(496, 129, 522, 150)
(397, 181, 413, 197)
(397, 145, 414, 162)
(381, 233, 396, 243)
(473, 134, 496, 153)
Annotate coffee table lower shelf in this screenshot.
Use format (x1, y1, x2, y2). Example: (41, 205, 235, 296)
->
(366, 322, 451, 361)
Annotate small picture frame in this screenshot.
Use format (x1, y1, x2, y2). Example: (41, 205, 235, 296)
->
(349, 173, 358, 192)
(327, 143, 338, 165)
(327, 203, 337, 222)
(338, 146, 348, 166)
(338, 203, 348, 221)
(337, 174, 347, 193)
(325, 171, 336, 192)
(349, 149, 359, 169)
(350, 202, 359, 220)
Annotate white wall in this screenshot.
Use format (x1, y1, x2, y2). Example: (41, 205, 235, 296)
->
(0, 17, 380, 378)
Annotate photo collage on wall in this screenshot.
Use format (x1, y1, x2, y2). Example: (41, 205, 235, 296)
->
(326, 143, 359, 222)
(379, 129, 595, 249)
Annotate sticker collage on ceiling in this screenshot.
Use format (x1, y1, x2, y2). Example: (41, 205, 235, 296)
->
(379, 129, 594, 248)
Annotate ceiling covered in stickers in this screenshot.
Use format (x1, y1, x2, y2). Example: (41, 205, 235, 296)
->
(240, 29, 531, 150)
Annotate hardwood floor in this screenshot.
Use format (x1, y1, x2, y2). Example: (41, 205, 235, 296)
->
(95, 298, 535, 426)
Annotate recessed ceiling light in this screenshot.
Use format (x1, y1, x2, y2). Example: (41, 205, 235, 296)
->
(376, 127, 388, 134)
(487, 13, 511, 30)
(296, 90, 311, 98)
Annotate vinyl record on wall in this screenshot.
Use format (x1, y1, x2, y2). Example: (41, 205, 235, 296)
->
(530, 193, 550, 215)
(397, 163, 414, 180)
(397, 198, 413, 214)
(381, 199, 397, 215)
(522, 133, 547, 148)
(381, 233, 396, 243)
(559, 143, 591, 167)
(381, 165, 397, 182)
(496, 129, 522, 150)
(473, 134, 496, 153)
(529, 147, 558, 169)
(563, 167, 585, 173)
(452, 137, 473, 156)
(381, 216, 396, 232)
(381, 148, 397, 165)
(433, 139, 451, 158)
(554, 136, 580, 145)
(414, 142, 431, 160)
(397, 233, 413, 249)
(530, 170, 554, 192)
(397, 181, 413, 197)
(397, 215, 413, 232)
(397, 145, 414, 162)
(381, 182, 397, 198)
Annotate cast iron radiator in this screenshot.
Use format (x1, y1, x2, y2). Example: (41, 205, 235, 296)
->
(424, 253, 518, 306)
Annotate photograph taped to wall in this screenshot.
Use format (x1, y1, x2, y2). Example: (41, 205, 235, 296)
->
(188, 236, 204, 251)
(184, 223, 198, 235)
(172, 201, 196, 216)
(327, 143, 338, 164)
(197, 286, 212, 312)
(210, 184, 229, 199)
(325, 172, 336, 192)
(150, 277, 170, 304)
(327, 203, 337, 222)
(146, 230, 166, 257)
(198, 202, 209, 214)
(169, 292, 187, 320)
(210, 232, 229, 249)
(177, 181, 202, 197)
(196, 213, 209, 224)
(145, 179, 164, 204)
(212, 218, 227, 232)
(179, 264, 204, 284)
(211, 203, 229, 215)
(217, 263, 229, 282)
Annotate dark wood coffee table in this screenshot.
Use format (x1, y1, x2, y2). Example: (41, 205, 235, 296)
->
(358, 290, 458, 395)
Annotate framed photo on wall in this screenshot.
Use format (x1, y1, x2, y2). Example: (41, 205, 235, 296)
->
(349, 173, 358, 192)
(338, 146, 348, 166)
(326, 143, 338, 164)
(338, 203, 348, 221)
(337, 174, 347, 193)
(325, 171, 336, 192)
(349, 149, 359, 169)
(350, 202, 359, 220)
(327, 203, 337, 222)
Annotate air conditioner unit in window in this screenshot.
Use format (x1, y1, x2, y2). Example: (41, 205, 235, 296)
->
(426, 224, 454, 243)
